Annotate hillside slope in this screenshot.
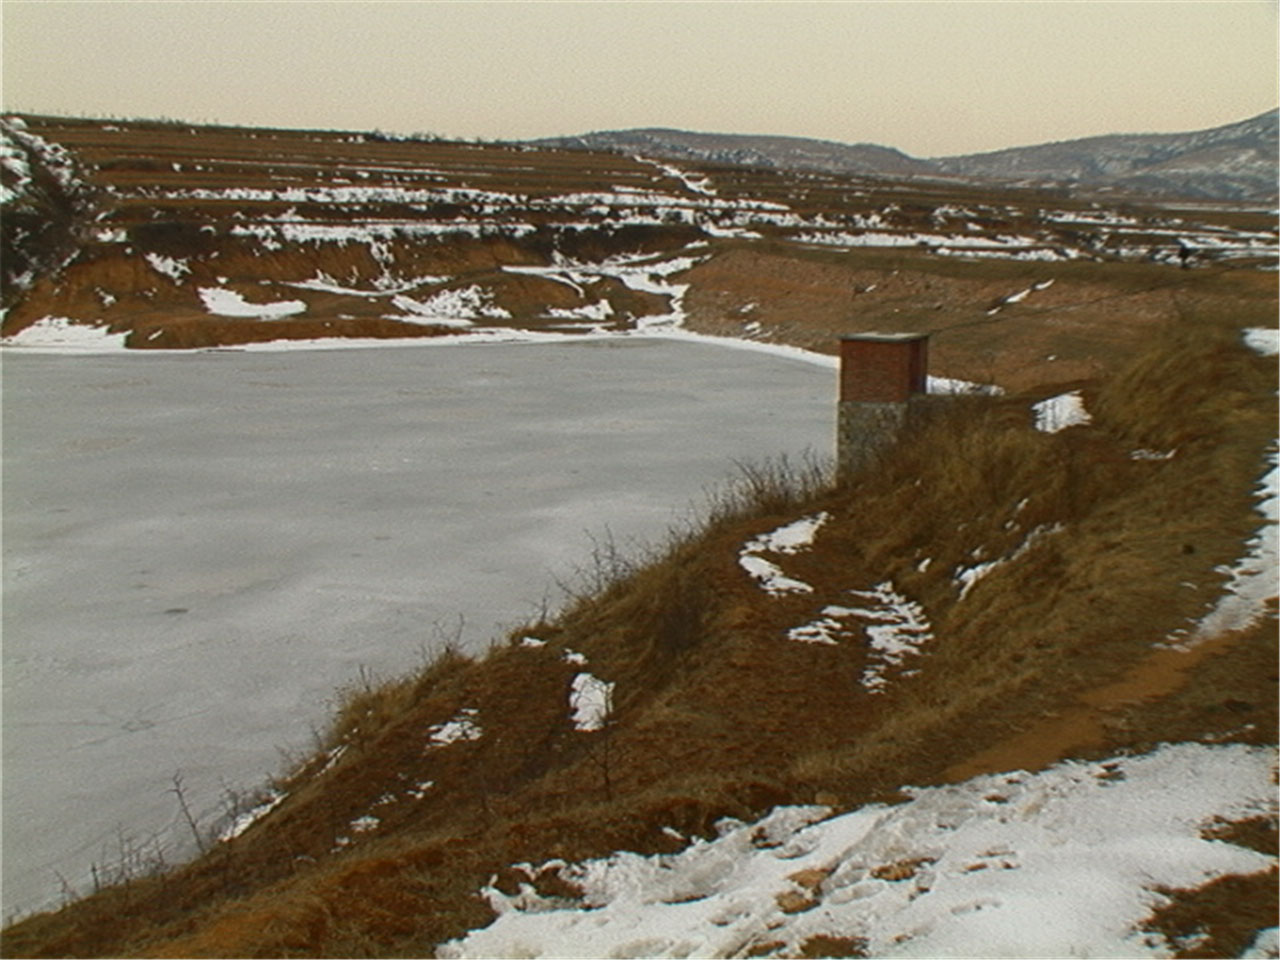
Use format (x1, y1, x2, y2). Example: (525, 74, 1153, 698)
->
(2, 114, 1276, 394)
(935, 110, 1280, 202)
(532, 128, 935, 178)
(535, 111, 1280, 202)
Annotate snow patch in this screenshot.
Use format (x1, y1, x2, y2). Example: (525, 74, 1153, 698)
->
(1244, 328, 1279, 357)
(844, 583, 934, 693)
(928, 375, 1004, 397)
(787, 607, 851, 646)
(739, 513, 831, 596)
(634, 156, 717, 196)
(1242, 927, 1280, 959)
(145, 253, 190, 283)
(1, 117, 83, 205)
(440, 743, 1277, 960)
(1184, 448, 1278, 642)
(1032, 391, 1091, 433)
(389, 285, 509, 325)
(284, 272, 453, 296)
(408, 780, 435, 799)
(1, 317, 128, 351)
(426, 708, 482, 748)
(745, 513, 830, 555)
(504, 251, 706, 330)
(739, 556, 814, 596)
(569, 673, 614, 732)
(198, 287, 306, 320)
(787, 582, 933, 693)
(954, 524, 1063, 601)
(545, 300, 614, 323)
(218, 789, 285, 842)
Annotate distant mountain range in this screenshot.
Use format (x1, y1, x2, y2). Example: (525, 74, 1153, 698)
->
(533, 110, 1279, 202)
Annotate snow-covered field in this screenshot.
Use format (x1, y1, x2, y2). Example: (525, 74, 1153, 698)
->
(1, 338, 834, 917)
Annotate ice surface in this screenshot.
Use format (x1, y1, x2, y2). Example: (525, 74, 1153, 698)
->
(440, 742, 1277, 959)
(1, 338, 833, 915)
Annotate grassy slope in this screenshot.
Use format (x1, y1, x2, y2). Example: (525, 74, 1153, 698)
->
(2, 290, 1274, 959)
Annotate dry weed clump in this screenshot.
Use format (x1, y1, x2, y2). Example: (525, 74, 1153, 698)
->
(1141, 866, 1279, 960)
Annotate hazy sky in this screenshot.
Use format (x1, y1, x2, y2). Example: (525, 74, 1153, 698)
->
(2, 1, 1276, 157)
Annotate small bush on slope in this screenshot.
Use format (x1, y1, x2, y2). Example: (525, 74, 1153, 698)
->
(1, 310, 1274, 958)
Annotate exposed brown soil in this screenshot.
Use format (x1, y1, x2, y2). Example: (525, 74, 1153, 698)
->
(1143, 867, 1279, 959)
(944, 630, 1247, 783)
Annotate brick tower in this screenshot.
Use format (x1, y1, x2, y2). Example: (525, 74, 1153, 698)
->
(837, 333, 929, 479)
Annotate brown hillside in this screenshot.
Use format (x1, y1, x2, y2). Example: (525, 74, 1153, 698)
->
(4, 114, 1276, 395)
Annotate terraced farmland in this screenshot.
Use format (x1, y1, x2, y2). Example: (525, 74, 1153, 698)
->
(3, 114, 1276, 390)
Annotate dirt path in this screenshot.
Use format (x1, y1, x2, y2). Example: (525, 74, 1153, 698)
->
(944, 632, 1240, 782)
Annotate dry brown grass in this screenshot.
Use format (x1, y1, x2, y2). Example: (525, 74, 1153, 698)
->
(1141, 867, 1278, 959)
(682, 242, 1279, 391)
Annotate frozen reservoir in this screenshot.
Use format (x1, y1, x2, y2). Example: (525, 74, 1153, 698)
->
(2, 337, 832, 917)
